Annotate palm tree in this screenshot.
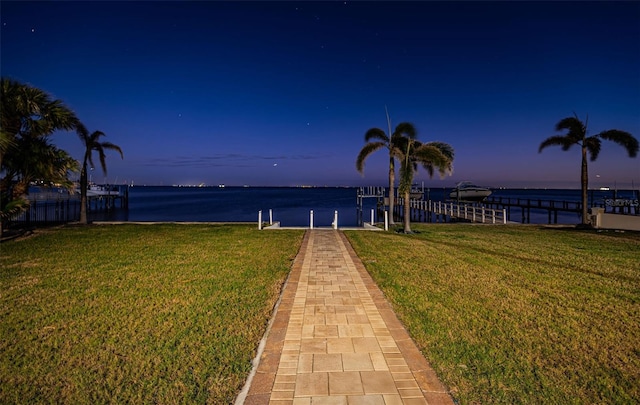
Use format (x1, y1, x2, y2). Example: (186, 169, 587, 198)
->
(396, 133, 454, 233)
(1, 78, 79, 234)
(2, 136, 78, 196)
(77, 124, 123, 224)
(1, 78, 78, 166)
(356, 109, 408, 225)
(539, 114, 638, 226)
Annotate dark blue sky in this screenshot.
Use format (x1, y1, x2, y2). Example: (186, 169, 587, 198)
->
(2, 1, 639, 188)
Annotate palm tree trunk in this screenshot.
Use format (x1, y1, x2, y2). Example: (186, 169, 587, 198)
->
(79, 164, 88, 224)
(388, 157, 396, 225)
(403, 190, 412, 233)
(581, 146, 589, 225)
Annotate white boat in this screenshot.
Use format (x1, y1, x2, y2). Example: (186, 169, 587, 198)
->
(86, 184, 120, 197)
(409, 182, 425, 200)
(449, 181, 492, 201)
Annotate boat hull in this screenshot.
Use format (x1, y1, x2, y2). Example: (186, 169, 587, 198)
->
(449, 188, 492, 201)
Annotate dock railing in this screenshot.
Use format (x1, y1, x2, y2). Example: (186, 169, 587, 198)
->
(397, 198, 507, 224)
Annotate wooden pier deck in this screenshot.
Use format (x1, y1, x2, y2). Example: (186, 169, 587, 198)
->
(392, 196, 639, 225)
(482, 196, 581, 224)
(393, 198, 508, 224)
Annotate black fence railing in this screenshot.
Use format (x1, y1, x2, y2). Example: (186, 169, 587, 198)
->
(10, 199, 81, 226)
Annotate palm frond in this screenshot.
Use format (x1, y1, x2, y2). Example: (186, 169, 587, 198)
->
(425, 141, 455, 161)
(555, 116, 584, 133)
(75, 122, 89, 143)
(414, 144, 453, 178)
(598, 129, 639, 158)
(0, 196, 30, 220)
(89, 131, 106, 143)
(584, 136, 602, 161)
(94, 145, 108, 174)
(100, 142, 124, 159)
(356, 141, 385, 173)
(393, 122, 417, 140)
(42, 100, 79, 133)
(555, 116, 586, 143)
(0, 130, 16, 156)
(391, 135, 412, 158)
(539, 135, 575, 153)
(364, 128, 389, 143)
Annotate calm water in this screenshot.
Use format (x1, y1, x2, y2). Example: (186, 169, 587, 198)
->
(123, 187, 376, 227)
(88, 186, 639, 227)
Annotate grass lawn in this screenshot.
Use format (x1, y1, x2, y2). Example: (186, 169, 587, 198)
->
(0, 224, 303, 404)
(345, 224, 640, 404)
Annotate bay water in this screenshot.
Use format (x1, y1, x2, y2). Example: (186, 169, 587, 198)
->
(91, 186, 638, 227)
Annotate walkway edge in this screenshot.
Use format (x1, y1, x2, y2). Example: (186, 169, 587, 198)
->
(238, 231, 310, 405)
(337, 232, 454, 404)
(240, 230, 454, 404)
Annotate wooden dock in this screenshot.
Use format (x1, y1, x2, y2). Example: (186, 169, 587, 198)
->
(14, 185, 130, 226)
(356, 186, 385, 225)
(394, 198, 508, 224)
(86, 185, 129, 212)
(483, 195, 639, 223)
(482, 196, 581, 224)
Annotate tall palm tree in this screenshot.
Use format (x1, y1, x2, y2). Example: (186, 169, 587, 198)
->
(77, 124, 123, 224)
(0, 78, 78, 234)
(356, 110, 410, 225)
(539, 114, 638, 226)
(396, 134, 454, 233)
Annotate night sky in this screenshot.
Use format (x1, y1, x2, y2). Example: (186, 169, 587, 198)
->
(2, 1, 639, 188)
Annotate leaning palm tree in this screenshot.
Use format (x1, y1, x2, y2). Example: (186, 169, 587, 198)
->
(396, 133, 454, 233)
(356, 110, 410, 225)
(77, 124, 123, 224)
(539, 114, 638, 226)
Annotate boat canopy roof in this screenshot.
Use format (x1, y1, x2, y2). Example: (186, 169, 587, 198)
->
(455, 181, 480, 188)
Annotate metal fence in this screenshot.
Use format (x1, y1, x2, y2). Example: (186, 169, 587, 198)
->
(10, 199, 81, 226)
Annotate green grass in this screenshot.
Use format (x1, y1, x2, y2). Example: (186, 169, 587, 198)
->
(0, 224, 303, 404)
(345, 225, 640, 404)
(3, 223, 639, 403)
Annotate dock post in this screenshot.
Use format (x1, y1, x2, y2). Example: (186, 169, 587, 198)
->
(370, 208, 374, 225)
(333, 210, 338, 230)
(310, 210, 314, 229)
(503, 209, 507, 224)
(269, 209, 273, 225)
(258, 210, 262, 230)
(384, 211, 389, 231)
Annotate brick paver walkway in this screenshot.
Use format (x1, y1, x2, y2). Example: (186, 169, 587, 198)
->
(241, 229, 453, 405)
